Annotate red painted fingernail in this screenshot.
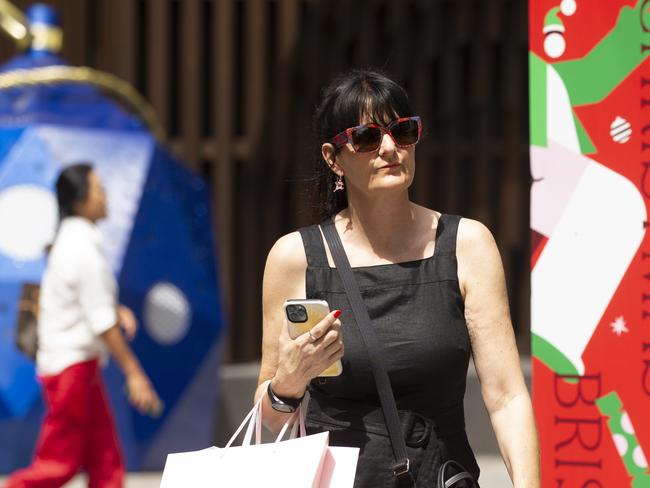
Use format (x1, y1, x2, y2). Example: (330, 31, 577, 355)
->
(333, 310, 342, 318)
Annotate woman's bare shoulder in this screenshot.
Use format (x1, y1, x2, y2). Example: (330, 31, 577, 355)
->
(456, 217, 496, 253)
(263, 231, 308, 308)
(265, 231, 308, 276)
(455, 218, 503, 299)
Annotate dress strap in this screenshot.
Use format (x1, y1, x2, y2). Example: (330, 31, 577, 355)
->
(434, 214, 461, 256)
(298, 225, 329, 268)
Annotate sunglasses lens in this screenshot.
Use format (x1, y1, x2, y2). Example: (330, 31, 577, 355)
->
(351, 126, 382, 152)
(391, 119, 420, 146)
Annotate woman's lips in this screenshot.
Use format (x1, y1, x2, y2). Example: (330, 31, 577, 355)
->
(380, 164, 400, 169)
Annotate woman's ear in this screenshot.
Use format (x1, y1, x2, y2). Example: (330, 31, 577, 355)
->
(321, 143, 344, 176)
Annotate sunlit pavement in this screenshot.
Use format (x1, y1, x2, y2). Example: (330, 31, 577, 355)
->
(0, 455, 511, 487)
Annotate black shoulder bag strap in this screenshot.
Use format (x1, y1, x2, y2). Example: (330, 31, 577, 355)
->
(321, 219, 415, 486)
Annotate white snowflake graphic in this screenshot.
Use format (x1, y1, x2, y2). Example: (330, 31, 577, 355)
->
(610, 316, 629, 336)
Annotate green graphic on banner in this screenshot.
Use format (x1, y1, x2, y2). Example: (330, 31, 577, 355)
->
(531, 333, 578, 377)
(553, 2, 650, 107)
(596, 393, 650, 487)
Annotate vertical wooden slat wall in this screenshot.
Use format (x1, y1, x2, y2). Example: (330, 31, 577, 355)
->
(180, 0, 201, 171)
(0, 0, 531, 361)
(213, 0, 235, 360)
(145, 1, 170, 130)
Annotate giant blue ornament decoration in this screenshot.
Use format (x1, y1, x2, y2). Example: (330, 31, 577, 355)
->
(0, 2, 225, 472)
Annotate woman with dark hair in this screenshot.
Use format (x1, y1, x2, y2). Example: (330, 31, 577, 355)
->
(256, 70, 539, 487)
(5, 163, 160, 488)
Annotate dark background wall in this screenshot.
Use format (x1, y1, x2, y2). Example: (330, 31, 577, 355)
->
(0, 0, 531, 363)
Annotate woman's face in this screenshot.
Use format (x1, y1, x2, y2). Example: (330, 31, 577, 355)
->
(322, 114, 416, 197)
(74, 170, 107, 222)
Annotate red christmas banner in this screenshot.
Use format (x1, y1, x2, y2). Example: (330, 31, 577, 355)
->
(530, 0, 650, 486)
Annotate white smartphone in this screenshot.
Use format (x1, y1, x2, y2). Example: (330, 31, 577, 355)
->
(283, 299, 343, 377)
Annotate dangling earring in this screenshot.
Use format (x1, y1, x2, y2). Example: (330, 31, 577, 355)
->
(333, 175, 345, 192)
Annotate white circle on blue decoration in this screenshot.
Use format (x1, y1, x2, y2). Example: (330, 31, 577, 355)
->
(144, 282, 192, 345)
(0, 185, 57, 261)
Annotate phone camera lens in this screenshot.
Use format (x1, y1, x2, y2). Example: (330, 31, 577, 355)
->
(286, 304, 307, 323)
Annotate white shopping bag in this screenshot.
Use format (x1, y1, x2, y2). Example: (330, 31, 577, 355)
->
(161, 385, 359, 488)
(319, 446, 361, 488)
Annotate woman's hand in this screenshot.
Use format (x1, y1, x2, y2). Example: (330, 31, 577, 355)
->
(100, 325, 163, 416)
(126, 370, 162, 416)
(117, 304, 138, 340)
(272, 310, 344, 398)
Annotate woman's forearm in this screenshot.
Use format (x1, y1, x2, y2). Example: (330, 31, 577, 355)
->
(489, 392, 540, 488)
(101, 325, 144, 377)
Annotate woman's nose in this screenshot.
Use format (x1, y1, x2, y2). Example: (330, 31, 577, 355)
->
(378, 132, 397, 156)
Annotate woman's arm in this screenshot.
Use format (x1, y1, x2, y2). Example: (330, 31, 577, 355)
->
(75, 243, 160, 415)
(457, 218, 540, 488)
(117, 304, 138, 340)
(101, 325, 161, 414)
(255, 232, 344, 433)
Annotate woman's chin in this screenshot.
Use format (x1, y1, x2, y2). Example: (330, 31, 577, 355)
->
(369, 174, 412, 192)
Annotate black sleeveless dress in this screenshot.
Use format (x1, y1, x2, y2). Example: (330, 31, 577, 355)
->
(298, 214, 480, 488)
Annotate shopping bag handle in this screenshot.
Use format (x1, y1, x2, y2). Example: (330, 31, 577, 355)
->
(225, 393, 264, 448)
(275, 402, 307, 443)
(225, 380, 307, 449)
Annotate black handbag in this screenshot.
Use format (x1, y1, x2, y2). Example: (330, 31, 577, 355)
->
(321, 219, 479, 488)
(15, 283, 40, 361)
(437, 461, 478, 488)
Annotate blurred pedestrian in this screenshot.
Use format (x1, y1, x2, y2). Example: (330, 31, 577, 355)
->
(5, 163, 161, 488)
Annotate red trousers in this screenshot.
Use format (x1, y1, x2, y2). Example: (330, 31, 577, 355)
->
(5, 359, 124, 488)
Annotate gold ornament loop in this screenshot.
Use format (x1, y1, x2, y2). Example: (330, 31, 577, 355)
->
(0, 65, 166, 141)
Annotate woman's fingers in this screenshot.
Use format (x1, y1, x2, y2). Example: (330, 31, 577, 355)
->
(300, 322, 341, 354)
(134, 387, 160, 415)
(279, 309, 344, 381)
(304, 310, 341, 343)
(320, 327, 341, 347)
(326, 345, 344, 363)
(322, 332, 344, 355)
(126, 372, 161, 414)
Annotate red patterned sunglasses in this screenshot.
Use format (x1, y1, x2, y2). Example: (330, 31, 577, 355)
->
(330, 116, 422, 153)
